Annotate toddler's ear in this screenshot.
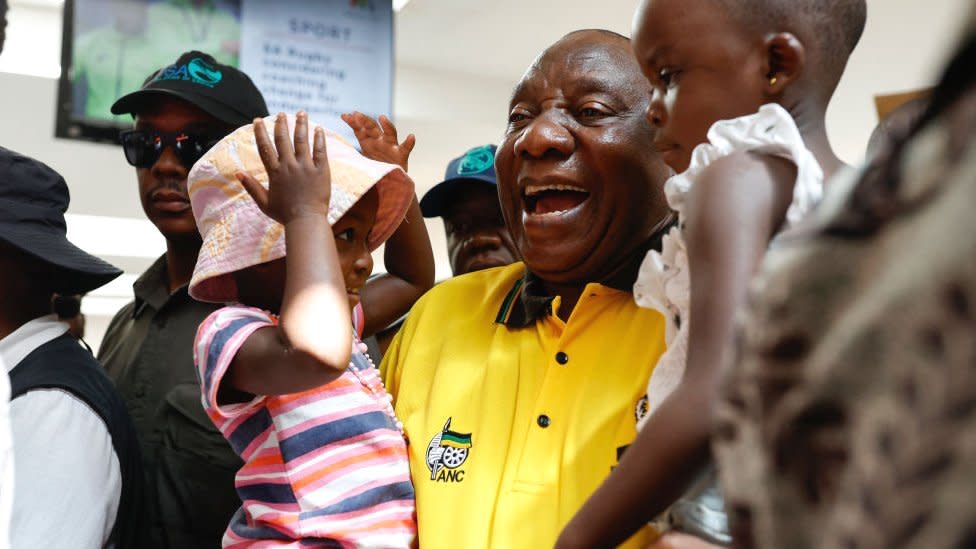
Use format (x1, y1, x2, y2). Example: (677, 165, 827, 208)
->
(763, 32, 806, 97)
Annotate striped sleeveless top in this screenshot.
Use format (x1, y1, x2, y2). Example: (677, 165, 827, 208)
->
(194, 305, 416, 548)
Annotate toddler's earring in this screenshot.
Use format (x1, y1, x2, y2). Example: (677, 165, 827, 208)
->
(769, 76, 778, 86)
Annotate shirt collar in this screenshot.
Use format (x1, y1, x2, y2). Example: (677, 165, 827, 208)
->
(0, 315, 70, 371)
(132, 254, 186, 318)
(495, 221, 676, 328)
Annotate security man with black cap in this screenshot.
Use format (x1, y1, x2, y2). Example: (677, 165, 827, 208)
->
(0, 147, 143, 548)
(98, 50, 268, 549)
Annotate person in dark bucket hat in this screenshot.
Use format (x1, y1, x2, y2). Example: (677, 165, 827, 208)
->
(0, 146, 145, 548)
(0, 147, 122, 293)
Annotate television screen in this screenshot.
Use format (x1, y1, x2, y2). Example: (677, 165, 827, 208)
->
(56, 0, 394, 144)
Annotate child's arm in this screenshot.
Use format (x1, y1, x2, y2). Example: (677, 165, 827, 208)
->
(341, 111, 435, 338)
(556, 152, 797, 549)
(228, 112, 352, 397)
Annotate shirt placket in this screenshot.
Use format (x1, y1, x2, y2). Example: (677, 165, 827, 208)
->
(512, 292, 598, 491)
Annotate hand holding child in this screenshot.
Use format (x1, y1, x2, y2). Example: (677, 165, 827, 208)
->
(341, 111, 416, 171)
(238, 111, 332, 224)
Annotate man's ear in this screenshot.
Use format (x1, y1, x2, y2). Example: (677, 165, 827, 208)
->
(762, 32, 806, 97)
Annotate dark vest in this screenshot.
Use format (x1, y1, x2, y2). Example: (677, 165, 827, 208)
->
(9, 334, 145, 549)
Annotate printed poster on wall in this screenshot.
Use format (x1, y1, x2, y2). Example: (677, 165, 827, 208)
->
(239, 0, 394, 144)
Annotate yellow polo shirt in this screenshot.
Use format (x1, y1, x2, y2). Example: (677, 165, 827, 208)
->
(381, 262, 666, 549)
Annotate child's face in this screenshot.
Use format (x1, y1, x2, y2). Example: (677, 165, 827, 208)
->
(633, 0, 769, 172)
(234, 188, 380, 313)
(333, 187, 378, 309)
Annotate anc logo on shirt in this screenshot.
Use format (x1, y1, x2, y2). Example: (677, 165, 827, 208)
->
(635, 395, 649, 424)
(456, 145, 494, 176)
(155, 57, 223, 88)
(426, 418, 472, 483)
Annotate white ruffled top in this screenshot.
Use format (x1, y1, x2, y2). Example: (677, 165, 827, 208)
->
(634, 104, 823, 425)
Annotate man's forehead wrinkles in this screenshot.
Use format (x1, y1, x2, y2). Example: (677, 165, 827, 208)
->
(511, 65, 633, 105)
(510, 70, 552, 106)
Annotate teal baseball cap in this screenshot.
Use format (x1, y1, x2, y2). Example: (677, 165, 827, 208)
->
(420, 144, 497, 218)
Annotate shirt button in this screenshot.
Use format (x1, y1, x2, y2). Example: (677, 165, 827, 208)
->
(555, 352, 569, 365)
(537, 414, 551, 428)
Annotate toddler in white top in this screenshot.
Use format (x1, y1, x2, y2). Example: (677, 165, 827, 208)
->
(556, 0, 866, 547)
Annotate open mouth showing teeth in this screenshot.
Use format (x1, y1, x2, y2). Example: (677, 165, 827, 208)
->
(523, 184, 590, 216)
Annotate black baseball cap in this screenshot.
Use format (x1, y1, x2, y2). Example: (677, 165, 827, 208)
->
(420, 144, 498, 218)
(111, 51, 269, 127)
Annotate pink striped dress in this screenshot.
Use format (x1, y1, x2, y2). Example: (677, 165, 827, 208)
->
(193, 305, 416, 548)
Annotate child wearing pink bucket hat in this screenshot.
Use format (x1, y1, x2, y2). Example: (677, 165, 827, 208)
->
(189, 111, 433, 548)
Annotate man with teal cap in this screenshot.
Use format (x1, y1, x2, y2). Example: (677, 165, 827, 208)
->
(420, 144, 519, 276)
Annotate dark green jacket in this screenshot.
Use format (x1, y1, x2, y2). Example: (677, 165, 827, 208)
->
(99, 255, 241, 549)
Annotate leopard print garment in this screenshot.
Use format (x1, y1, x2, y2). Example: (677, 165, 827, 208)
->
(713, 70, 976, 548)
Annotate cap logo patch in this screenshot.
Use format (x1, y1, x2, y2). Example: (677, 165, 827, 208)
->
(156, 57, 223, 88)
(456, 145, 494, 176)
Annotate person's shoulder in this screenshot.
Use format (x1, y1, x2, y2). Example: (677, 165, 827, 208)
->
(412, 262, 526, 314)
(699, 151, 796, 190)
(98, 299, 137, 352)
(395, 263, 526, 348)
(104, 299, 137, 330)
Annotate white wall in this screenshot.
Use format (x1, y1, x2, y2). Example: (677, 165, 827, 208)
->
(0, 0, 971, 349)
(828, 0, 970, 164)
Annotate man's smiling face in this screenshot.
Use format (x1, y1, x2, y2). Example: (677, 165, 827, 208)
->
(494, 30, 673, 287)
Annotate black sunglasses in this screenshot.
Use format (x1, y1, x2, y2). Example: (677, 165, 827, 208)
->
(120, 130, 221, 169)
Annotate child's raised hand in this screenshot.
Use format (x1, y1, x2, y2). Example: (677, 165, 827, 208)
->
(341, 111, 416, 171)
(238, 112, 331, 225)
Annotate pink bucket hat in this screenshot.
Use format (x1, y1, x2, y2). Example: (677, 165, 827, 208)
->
(187, 114, 415, 303)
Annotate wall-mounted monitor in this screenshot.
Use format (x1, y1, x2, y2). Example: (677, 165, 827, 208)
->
(56, 0, 394, 144)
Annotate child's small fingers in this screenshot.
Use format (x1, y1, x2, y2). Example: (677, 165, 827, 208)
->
(237, 172, 269, 210)
(293, 111, 310, 161)
(312, 127, 330, 172)
(402, 134, 417, 156)
(378, 115, 398, 142)
(273, 113, 295, 163)
(341, 112, 368, 137)
(252, 118, 279, 172)
(355, 112, 378, 133)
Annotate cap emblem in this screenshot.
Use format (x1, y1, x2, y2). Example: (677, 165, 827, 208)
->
(156, 57, 223, 88)
(456, 145, 494, 176)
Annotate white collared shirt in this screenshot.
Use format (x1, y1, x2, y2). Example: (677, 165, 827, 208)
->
(2, 315, 120, 549)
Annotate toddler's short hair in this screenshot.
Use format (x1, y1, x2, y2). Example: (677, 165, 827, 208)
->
(719, 0, 867, 94)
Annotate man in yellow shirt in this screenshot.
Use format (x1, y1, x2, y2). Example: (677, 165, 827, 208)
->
(382, 29, 676, 549)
